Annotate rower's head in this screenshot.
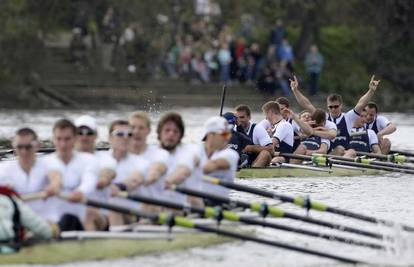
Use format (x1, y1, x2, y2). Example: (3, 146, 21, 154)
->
(364, 102, 378, 124)
(222, 112, 237, 129)
(109, 120, 132, 152)
(261, 101, 282, 123)
(204, 117, 233, 150)
(299, 110, 312, 122)
(326, 94, 343, 118)
(157, 112, 185, 151)
(311, 109, 326, 127)
(53, 119, 77, 157)
(275, 97, 290, 119)
(129, 111, 151, 150)
(74, 115, 97, 153)
(13, 127, 39, 162)
(235, 104, 251, 129)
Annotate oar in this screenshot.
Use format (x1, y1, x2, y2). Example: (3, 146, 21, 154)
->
(219, 84, 227, 116)
(119, 192, 383, 249)
(175, 186, 383, 240)
(0, 146, 110, 158)
(356, 152, 414, 164)
(59, 195, 365, 264)
(389, 149, 414, 158)
(202, 176, 414, 233)
(282, 153, 414, 175)
(312, 153, 414, 171)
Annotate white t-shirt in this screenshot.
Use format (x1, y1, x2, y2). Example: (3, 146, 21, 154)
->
(257, 119, 271, 132)
(201, 147, 239, 198)
(134, 145, 169, 198)
(161, 143, 200, 205)
(246, 122, 272, 147)
(43, 152, 99, 222)
(88, 151, 117, 203)
(106, 151, 149, 210)
(272, 120, 294, 147)
(325, 120, 337, 131)
(0, 157, 55, 218)
(366, 115, 390, 133)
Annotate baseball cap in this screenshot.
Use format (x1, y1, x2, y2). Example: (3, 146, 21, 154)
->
(222, 112, 237, 126)
(204, 116, 233, 135)
(75, 115, 97, 132)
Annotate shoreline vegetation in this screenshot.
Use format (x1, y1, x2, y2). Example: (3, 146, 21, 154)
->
(0, 1, 412, 112)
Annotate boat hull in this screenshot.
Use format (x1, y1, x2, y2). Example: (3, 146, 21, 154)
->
(236, 166, 381, 178)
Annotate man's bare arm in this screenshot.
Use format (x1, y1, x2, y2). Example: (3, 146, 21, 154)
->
(290, 75, 316, 113)
(354, 75, 380, 113)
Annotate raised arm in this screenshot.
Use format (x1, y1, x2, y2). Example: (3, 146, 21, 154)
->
(290, 75, 316, 113)
(354, 75, 380, 113)
(285, 109, 313, 136)
(313, 127, 337, 140)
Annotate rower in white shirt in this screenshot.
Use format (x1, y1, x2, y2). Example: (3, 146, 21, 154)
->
(98, 120, 149, 226)
(234, 104, 274, 167)
(156, 112, 202, 207)
(260, 101, 294, 164)
(0, 128, 59, 219)
(200, 116, 239, 203)
(364, 102, 396, 154)
(43, 119, 99, 231)
(128, 111, 169, 211)
(288, 109, 331, 163)
(74, 115, 116, 230)
(344, 110, 382, 158)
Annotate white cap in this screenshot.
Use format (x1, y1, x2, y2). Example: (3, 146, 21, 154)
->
(204, 116, 233, 135)
(75, 115, 97, 132)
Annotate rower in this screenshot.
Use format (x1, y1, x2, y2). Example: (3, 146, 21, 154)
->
(289, 75, 380, 156)
(200, 116, 239, 203)
(128, 111, 169, 212)
(0, 128, 57, 219)
(344, 111, 381, 158)
(100, 120, 149, 226)
(43, 119, 99, 231)
(364, 102, 396, 154)
(234, 104, 274, 167)
(222, 112, 251, 168)
(290, 109, 331, 161)
(74, 115, 117, 231)
(158, 112, 202, 207)
(261, 101, 294, 164)
(0, 186, 55, 253)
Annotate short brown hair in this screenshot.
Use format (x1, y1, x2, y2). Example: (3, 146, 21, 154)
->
(312, 109, 326, 126)
(365, 101, 378, 113)
(235, 104, 251, 117)
(157, 112, 185, 140)
(275, 97, 290, 108)
(129, 111, 151, 129)
(109, 120, 129, 134)
(327, 94, 343, 104)
(262, 101, 280, 114)
(53, 119, 76, 135)
(16, 127, 38, 140)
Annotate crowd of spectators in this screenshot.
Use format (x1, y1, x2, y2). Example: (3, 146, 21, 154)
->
(68, 5, 324, 96)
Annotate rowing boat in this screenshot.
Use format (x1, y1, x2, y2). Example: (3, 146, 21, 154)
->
(236, 165, 381, 178)
(1, 227, 231, 265)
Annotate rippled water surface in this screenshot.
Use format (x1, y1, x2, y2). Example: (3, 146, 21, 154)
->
(1, 108, 414, 267)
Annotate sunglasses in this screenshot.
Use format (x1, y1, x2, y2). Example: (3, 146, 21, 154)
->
(328, 104, 340, 109)
(218, 131, 232, 139)
(111, 130, 132, 138)
(77, 128, 96, 136)
(15, 143, 34, 151)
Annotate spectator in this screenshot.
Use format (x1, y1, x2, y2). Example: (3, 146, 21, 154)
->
(100, 7, 118, 72)
(278, 39, 294, 72)
(271, 19, 286, 48)
(70, 28, 88, 68)
(218, 42, 231, 82)
(305, 44, 324, 95)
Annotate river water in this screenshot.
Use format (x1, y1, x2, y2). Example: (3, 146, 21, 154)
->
(1, 108, 414, 267)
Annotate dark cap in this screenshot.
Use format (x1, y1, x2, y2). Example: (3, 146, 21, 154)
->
(222, 112, 237, 126)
